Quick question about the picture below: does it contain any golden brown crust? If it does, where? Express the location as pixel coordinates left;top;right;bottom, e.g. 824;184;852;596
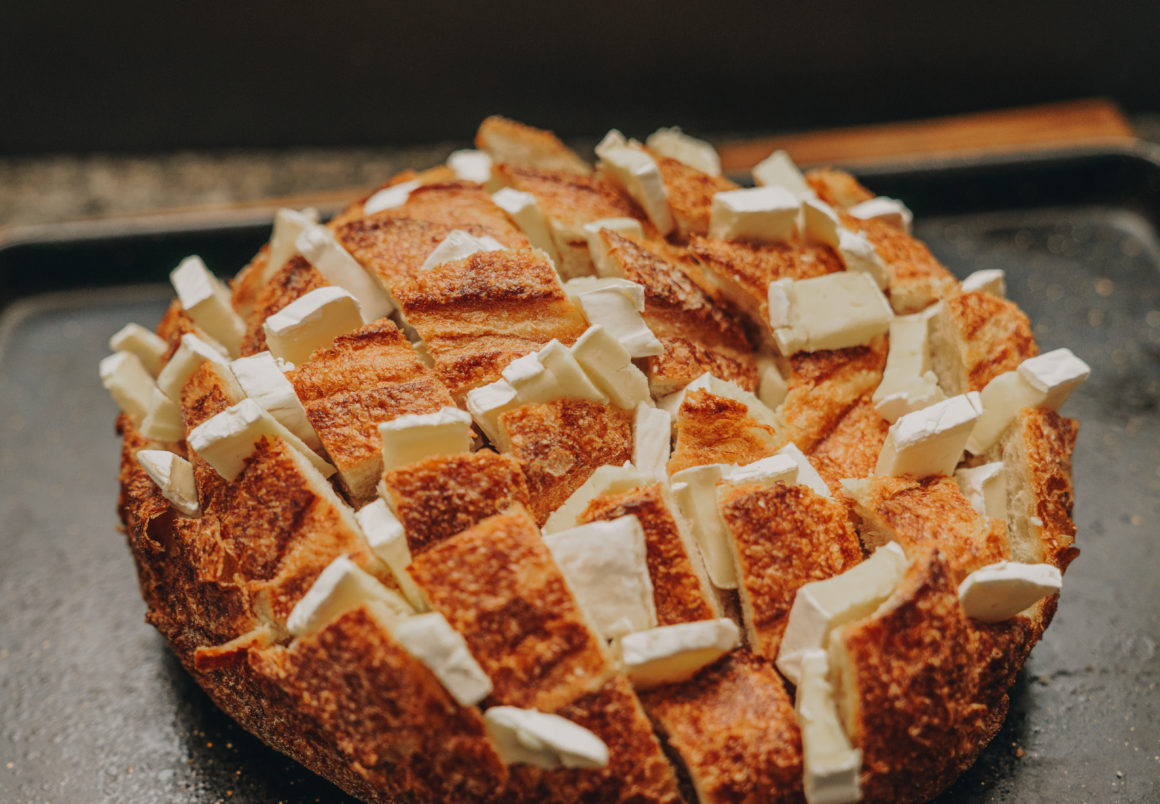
495;163;639;228
930;290;1039;393
579;483;720;626
476;116;592;175
805;168;876;209
179;359;243;431
409;507;612;710
377;180;529;238
648;150;738;241
719;483;862;659
228;245;270;318
642;650;805;804
807;395;892;495
498;398;635;524
240;255;330;356
380;450;531;555
668;389;781;475
839;212;958;314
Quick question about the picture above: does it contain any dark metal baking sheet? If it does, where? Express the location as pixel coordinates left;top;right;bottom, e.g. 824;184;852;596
2;146;1159;803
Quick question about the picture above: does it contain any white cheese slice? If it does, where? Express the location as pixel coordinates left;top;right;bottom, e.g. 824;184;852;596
465;379;522;445
644;126;722;176
620;618;740;689
286;555;413;637
99;351;155;426
418;229;507;272
571;325;652;410
802;197;842;248
847;196;913;234
491;187;561;265
583;217;644;276
572;286;663;358
836;229;889;289
722;454;799;488
139;387;186;442
108;323;168;376
229;351;321;450
355;499;425;610
595;130;674;235
363;178;421;215
776;542;909;685
709;186;799;243
633;403;672;480
378;406;473;471
751;150;815;198
263;286;363;366
775;442;832;498
670;463;736;589
875;392;982;478
954;462;1007;521
960;268;1006;298
874;372;944;424
564;276;646;311
266;207;319;280
543;515;657;639
484;706;609;770
392;611;493;707
136;449;200;516
769;272;893;354
873;312;946;423
966;348;1091;454
169;256;245;356
296;224;394;322
796;649;863;804
757;356;789;410
447;148;493;184
537;340;608;403
187;398;335;481
155;333;230;400
542;462;653;534
957;561;1062;623
502;351;560;405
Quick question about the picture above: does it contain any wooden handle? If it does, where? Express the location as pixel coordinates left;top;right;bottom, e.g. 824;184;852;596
717;98;1135;171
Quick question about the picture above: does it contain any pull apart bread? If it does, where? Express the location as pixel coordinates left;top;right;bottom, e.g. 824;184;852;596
105;118;1091;804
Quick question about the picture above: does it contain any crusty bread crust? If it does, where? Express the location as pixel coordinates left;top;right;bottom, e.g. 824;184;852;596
667;389;781;474
240;256;329;356
929;290;1039;394
805;167;876;209
476;116;593;176
647;150;738;242
807;395;892;494
840;212;958;314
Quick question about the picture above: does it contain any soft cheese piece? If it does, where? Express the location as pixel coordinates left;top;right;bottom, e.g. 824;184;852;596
169;256;246;356
757;356;789;410
776;542;909;685
564;276;646;311
392;611;494;707
645;126;722;176
483;706;610;770
465;379;522;444
379;406;474;471
286;555;414;637
136;449;200;516
502;351;560;404
355;499;425;610
582;217;644;276
966;348;1091;454
418;229;507;272
660;372;780;430
296;224;394;322
802;198;842;248
768;272;893;354
572;285;663;358
537;340;607;403
139;387;186;442
155;333;230;400
491;187;561;265
619;618;740;689
187;398;335;481
955;462;1007;521
595;130;674;235
796;649;862;804
266;207;319;280
751;149;815;198
670;463;736;589
633;403;672;479
542;462;653;534
847;196;914;234
875;392;983;478
262;286;364;366
571;325;652;409
873;312;946;423
960;268;1006;298
709;186;799;243
957;560;1062;623
723;454;799;488
447;148;493;184
775;442;832;498
363;178;420;215
837;229;889;289
543;515;657;639
108;323;168;376
99;351;155;426
229;351;321;450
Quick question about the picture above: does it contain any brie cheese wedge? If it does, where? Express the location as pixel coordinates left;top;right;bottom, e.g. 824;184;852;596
542;462;653;535
957;560;1062;623
583;217;644;276
768;272;893;354
187;398;335;481
491;187;561;265
644;126;722;176
447;149;493;184
108;323;168;377
802;197;842;248
266;207;319;280
722;454;799;488
483;706;609;770
287;555;413;637
757;356;789;410
751;149;814;198
263;286;364;366
354;499;424;610
571;326;652;410
465;379;522;444
229;351;321;450
595;130;674;235
633;403;672;480
875;392;982;478
392;611;494;707
502;352;560;405
775;442;832;498
670;463;736;589
847;196;913;234
836;229;889;289
418;229;506;272
954;462;1007;521
571;284;663;358
873;312;945;423
363;179;420;215
796;649;863;804
139;386;187;443
960;268;1006;298
619;617;740;689
136;449;200;516
155;333;230;401
99;351;155;426
709;186;799;243
170;256;245;356
378;406;474;471
296;224;394;322
537;339;609;404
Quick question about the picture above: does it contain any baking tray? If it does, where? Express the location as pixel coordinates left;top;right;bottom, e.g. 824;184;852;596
2;145;1159;803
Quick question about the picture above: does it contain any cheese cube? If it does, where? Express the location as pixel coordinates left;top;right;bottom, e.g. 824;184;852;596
960;268;1006;298
957;561;1062;623
543;515;657;639
136;449;200;516
769;272;893;354
263;286;363;366
170;256;245;356
542;462;653;535
776;542;908;685
503;352;560;404
709;186;799;243
633;402;672;480
873;312;946;422
418;229;506;272
363;178;420;215
757;356;789;410
660;372;780;430
354;499;424;610
802;198;842;248
595;130;674;235
796;650;863;804
393;612;493;707
484;706;609;770
108;323;168;376
187;398;335;481
447;148;493;184
465;379;522;444
644;126;722;176
582;217;644;276
1018;347;1091;410
266;207;319;280
572;285;662;358
837;229;889;289
775;442;832;498
296;224;394;322
564;276;646;311
954;462;1007;521
491;187;561;265
670;463;736;589
751;149;814;198
723;455;799;488
140;387;186;442
286;555;413;637
620;618;740;689
99;351;155;426
378;406;473;471
875;392;982;478
537;340;608;404
155;333;230;400
229;351;321;450
571;326;652;410
847;196;913;234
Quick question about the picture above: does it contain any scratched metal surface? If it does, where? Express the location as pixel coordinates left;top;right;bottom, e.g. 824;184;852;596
1;148;1158;803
